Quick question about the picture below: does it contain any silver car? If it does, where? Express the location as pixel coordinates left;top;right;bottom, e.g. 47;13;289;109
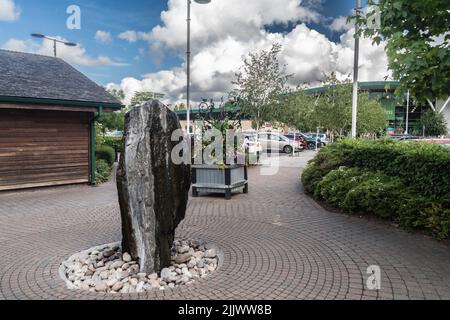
257;132;301;153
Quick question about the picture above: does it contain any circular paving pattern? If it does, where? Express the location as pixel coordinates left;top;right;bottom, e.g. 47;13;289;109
0;153;450;300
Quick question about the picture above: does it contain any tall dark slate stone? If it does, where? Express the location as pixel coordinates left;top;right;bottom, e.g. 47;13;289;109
116;100;191;274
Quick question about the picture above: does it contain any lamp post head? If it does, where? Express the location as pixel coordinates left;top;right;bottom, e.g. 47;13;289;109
64;42;77;47
31;33;45;38
194;0;211;4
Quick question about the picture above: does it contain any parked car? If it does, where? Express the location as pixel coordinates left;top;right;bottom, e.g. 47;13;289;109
292;132;324;150
256;132;302;153
307;133;329;145
388;134;420;140
284;133;308;150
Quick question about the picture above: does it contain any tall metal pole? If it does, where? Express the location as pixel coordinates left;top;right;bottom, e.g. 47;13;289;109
186;0;192;134
351;0;361;138
405;90;410;134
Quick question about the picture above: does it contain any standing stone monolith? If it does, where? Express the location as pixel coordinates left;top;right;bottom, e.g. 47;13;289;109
116;100;191;274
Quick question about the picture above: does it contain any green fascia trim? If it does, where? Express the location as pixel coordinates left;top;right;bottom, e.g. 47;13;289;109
0;95;124;110
305;81;401;94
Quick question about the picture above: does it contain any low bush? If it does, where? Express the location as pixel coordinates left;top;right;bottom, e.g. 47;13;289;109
302;139;450;240
341;172;411;219
95;159;112;184
339;138;450;199
397;197;450;240
95;145;116;165
301;143;349;194
314;167;366;207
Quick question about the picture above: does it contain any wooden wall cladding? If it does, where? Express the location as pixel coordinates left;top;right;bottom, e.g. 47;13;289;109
0;108;91;191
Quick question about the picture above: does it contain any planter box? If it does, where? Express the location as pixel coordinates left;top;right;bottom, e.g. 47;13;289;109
192;164;248;200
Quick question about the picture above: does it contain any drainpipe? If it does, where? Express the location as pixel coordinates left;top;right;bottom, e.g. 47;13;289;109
90;106;104;186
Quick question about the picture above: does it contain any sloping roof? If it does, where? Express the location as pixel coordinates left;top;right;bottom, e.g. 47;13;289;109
0;49;123;109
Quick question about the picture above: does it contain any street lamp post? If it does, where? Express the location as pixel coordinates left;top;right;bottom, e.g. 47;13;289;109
31;33;77;58
405;90;410;135
186;0;211;134
351;0;361;138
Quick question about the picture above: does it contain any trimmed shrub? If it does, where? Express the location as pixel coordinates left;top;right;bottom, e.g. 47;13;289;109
315;167;366;207
342;172;411;219
301;139;450;240
104;136;123;154
339;138;450;199
398;197;450;240
95;159;112;184
301;143;349;194
95;145;116;165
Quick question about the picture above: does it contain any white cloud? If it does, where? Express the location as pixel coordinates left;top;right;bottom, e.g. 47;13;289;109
2;38;29;52
118;30;139;43
148;0;322;53
108;0;391;105
2;37;129;67
95;30;113;44
328;16;352;32
0;0;20;21
336;28;391;82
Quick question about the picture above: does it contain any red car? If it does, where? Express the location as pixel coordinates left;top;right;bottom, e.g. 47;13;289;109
284;134;308;150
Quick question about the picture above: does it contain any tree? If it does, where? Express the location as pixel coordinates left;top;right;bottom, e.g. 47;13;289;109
357;93;388;135
95;88;126;133
419;110;448;136
231;43;292;132
96;111;125;133
280;87;318;132
315;75;353;136
174;103;186;111
130;91;165;107
356;0;450;103
107;88;125;101
280;74;387;137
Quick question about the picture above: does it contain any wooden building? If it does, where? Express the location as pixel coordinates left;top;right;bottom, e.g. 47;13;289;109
0;50;123;191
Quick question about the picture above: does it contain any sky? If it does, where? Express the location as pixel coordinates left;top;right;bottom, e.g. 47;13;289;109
0;0;389;105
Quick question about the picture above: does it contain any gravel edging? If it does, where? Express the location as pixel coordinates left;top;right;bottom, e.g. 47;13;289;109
59;239;221;294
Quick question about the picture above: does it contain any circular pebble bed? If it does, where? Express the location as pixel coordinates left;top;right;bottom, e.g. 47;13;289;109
60;240;219;294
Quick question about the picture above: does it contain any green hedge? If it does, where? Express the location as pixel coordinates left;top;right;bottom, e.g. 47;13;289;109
303;139;450;199
301;143;351;194
95;145;116;166
302;139;450;240
104;136;123;154
95;159;112;184
341;139;450;199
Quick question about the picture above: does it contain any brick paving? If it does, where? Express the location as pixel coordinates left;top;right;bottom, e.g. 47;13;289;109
0;152;450;300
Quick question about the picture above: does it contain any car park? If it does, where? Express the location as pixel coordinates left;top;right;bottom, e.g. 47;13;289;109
255;132;302;153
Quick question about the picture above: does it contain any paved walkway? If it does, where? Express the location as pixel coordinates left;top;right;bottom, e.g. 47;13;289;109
1;152;450;300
